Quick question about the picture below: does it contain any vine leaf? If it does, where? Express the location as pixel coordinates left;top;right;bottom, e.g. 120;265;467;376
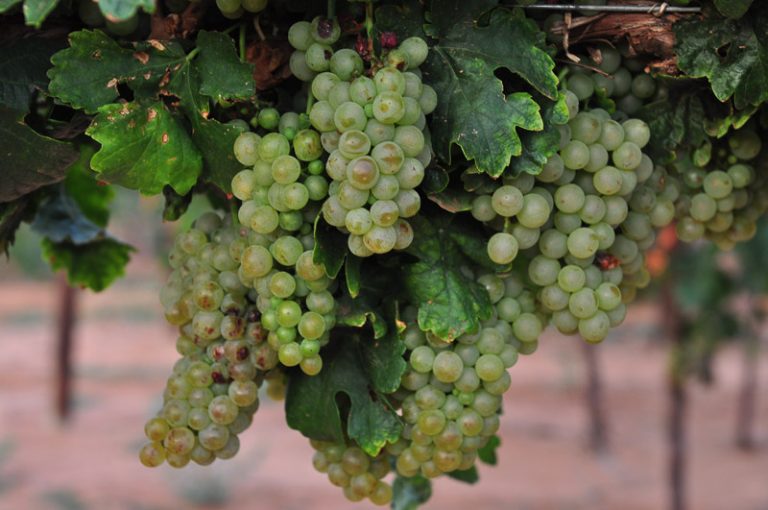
675;9;768;110
196;30;255;101
169;64;244;193
312;216;346;278
97;0;154;22
447;467;479;484
510;93;569;176
639;94;707;162
285;343;403;457
31;186;103;244
0;197;36;254
23;0;59;27
477;435;501;465
48;30;187;114
713;0;753;19
402;213;493;341
87;101;201;195
64;145;114;227
0;35;66;112
422;1;558;176
42;237;134;291
392;476;432;510
0;107;79;203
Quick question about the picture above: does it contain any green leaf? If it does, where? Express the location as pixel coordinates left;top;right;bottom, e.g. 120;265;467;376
402;214;493;341
312;215;346;278
64;145;113;227
447;467;479;484
42;237;133;291
510;93;569;176
31;186;103;244
162;186;192;221
335;297;387;337
169;64;243;193
713;0;753;19
87;101;202;195
421;165;449;194
422;2;557;175
477;435;500;465
196;31;255;102
639;94;706;161
0;35;66;112
0;107;79;203
285;343;403;457
427;187;474;213
0;196;36;254
23;0;59;27
0;0;22;13
345;255;361;298
674;10;768;110
392;476;432;510
358;305;406;393
48;30;186;114
97;0;154;21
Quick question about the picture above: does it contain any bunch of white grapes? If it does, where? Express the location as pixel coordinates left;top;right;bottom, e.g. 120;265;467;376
288;17;436;255
231;125;338;376
141;213;275;468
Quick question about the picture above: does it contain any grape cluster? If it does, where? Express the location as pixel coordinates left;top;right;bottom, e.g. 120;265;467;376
140;213;271;468
471;86;673;343
288;18;436;255
310;441;393;505
389;285;525;480
668;128;768;249
231;128;337;375
215;0;267;19
565;44;662;118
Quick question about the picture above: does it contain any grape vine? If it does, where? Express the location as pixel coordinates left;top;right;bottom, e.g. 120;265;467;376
3;0;768;508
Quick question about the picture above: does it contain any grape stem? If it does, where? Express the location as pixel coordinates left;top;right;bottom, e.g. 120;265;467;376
239;22;247;63
327;0;336;19
365;1;375;61
306;91;315;115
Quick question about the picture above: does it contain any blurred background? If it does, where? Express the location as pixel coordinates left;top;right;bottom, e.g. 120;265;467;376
1;190;767;510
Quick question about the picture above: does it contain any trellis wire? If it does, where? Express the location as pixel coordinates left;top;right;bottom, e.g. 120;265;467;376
523;3;701;14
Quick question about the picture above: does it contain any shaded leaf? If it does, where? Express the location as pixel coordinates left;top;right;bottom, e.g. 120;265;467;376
0;35;66;112
509;93;569;176
392;476;432;510
31;186;102;244
0;107;79;203
162;186;191;221
196;30;254;101
313;215;346;278
477;435;500;465
64;145;113;227
713;0;753;19
675;10;768;109
0;197;35;254
402;214;493;341
285;344;402;457
447;467;479;484
422;3;557;175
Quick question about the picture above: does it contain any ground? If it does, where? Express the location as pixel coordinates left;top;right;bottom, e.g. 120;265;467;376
1;253;767;510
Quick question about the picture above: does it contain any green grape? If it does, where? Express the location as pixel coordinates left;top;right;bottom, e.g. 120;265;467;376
487;233;519;265
568;73;595;101
289;21;313;51
567;228;600;258
330;49;363;81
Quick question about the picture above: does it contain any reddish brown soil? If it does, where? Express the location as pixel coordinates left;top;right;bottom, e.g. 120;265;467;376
1;259;767;510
